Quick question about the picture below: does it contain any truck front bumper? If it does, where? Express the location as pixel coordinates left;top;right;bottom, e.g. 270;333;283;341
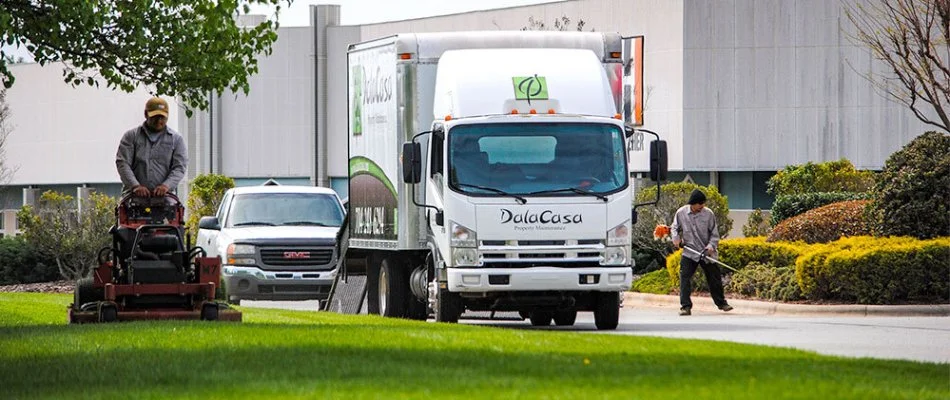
222;266;336;301
446;266;631;293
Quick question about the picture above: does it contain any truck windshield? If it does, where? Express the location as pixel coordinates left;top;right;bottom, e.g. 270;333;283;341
226;193;344;228
447;122;628;196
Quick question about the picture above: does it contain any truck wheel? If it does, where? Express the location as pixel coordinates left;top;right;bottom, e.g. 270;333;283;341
406;297;428;321
74;277;102;310
594;292;620;330
379;258;409;318
529;312;553;326
365;257;380;315
553;310;577;326
434;287;461;323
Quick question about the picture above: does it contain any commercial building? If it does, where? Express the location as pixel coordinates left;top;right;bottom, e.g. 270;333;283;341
0;0;932;237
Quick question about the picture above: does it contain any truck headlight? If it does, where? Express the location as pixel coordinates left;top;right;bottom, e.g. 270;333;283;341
602;247;627;266
227;243;256;265
450;221;477;248
453;248;480;266
606;220;630;246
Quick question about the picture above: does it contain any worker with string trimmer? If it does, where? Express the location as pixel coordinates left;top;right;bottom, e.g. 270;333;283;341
669;189;733;316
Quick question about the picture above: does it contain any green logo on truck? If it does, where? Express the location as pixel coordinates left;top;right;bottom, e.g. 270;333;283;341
513;75;548;100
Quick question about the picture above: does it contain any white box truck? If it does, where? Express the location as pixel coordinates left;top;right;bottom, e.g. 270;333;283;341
345;31;667;330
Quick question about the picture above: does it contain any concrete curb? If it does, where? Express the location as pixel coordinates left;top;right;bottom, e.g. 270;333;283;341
624;292;950;317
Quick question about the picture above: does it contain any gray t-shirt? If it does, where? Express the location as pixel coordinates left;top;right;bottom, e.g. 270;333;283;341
670;205;720;262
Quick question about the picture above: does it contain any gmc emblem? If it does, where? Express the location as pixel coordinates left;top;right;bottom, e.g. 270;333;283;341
283;251;310;259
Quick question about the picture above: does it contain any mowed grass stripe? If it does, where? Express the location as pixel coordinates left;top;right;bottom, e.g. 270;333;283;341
0;293;945;400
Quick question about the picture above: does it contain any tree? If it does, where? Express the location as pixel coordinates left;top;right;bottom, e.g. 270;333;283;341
0;1;288;112
16;191;115;280
845;0;950;132
0;88;15;187
186;174;235;235
521;15;590;31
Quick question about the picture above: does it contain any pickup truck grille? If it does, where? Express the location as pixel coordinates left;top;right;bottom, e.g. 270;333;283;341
260;247;334;267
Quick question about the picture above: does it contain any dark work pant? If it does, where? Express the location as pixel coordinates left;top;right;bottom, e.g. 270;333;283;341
679;256;728;309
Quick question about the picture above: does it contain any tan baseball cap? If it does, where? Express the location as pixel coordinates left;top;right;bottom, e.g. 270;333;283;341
145;97;169;118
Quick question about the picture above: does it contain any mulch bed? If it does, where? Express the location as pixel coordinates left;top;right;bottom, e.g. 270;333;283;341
0;280;74;294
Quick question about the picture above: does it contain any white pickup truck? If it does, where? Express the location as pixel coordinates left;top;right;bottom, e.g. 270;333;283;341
196;186;345;305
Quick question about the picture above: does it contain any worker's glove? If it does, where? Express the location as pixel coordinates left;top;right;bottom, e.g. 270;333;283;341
132;185;150;197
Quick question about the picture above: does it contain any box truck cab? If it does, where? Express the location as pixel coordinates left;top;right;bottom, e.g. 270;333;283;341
347;32;666;330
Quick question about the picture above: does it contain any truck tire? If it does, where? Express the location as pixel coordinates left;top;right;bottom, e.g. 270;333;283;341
406;297;428;321
553;310;577;326
379;258;409;318
529;312;553;326
594;291;620;330
365;257;380;315
434;287;461;323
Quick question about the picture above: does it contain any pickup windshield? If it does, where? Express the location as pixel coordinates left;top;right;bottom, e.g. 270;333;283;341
447;122;628;196
226;193;344;228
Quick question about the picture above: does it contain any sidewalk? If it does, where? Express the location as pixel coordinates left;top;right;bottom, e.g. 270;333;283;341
624;292;950;317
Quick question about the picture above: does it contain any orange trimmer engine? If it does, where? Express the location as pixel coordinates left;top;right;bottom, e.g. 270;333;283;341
69;193;241;323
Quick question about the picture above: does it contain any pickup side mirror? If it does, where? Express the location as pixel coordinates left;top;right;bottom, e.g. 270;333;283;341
649;140;668;182
198;216;221;231
402;142;422;184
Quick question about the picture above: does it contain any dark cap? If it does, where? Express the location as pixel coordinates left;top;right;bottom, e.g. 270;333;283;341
688;189;707;205
145;97;169;118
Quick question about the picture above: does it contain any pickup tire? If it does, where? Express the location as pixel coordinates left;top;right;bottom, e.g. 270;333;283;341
594;291;620;330
379;258;409;318
434;287;461;323
553;310;577;326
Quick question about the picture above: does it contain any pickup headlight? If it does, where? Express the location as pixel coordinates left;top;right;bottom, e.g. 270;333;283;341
226;243;256;265
606;220;630;246
450;221;477;248
602;246;627;266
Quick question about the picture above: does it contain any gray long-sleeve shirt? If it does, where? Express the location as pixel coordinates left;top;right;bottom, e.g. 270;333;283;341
670;205;720;262
115;124;188;193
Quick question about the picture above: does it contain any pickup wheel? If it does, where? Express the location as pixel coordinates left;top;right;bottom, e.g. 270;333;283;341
594;291;620;330
553;310;577;326
379;258;409;318
434;287;461;323
529;312;553;326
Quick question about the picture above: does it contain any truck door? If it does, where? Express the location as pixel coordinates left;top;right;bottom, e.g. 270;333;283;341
425;130;448;253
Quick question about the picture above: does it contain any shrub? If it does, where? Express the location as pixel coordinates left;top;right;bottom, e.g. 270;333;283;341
769;192;871;226
742;208;770;237
631;269;673;295
186;174;235;235
633;182;732;268
665;237;804;288
0;237;58;284
16;191;115;280
767;200;873;244
867;131;950;239
796;236;950;304
766;158;874;196
728;263;803;302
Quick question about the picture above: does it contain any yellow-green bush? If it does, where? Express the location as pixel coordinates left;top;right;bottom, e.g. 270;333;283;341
665;237;804;287
631;269;673;294
795;236;950;304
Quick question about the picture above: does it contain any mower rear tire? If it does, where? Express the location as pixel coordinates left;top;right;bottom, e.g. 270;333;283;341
74;277;102;310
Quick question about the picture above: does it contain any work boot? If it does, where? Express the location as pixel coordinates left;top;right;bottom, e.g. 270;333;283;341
679;307;691;316
719;304;734;312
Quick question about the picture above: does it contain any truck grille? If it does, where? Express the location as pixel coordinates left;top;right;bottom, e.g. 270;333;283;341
478;239;604;266
260;247;334;267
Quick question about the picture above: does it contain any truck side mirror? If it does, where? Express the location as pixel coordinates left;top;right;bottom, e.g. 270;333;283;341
402;142;422;184
198;216;220;231
624;125;635;138
649;140;668;182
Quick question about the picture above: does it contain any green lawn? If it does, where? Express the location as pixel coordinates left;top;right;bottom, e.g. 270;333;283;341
0;293;946;400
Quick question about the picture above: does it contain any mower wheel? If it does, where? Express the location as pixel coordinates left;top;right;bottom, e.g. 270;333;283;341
74;277;103;310
201;304;219;321
99;304;118;322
